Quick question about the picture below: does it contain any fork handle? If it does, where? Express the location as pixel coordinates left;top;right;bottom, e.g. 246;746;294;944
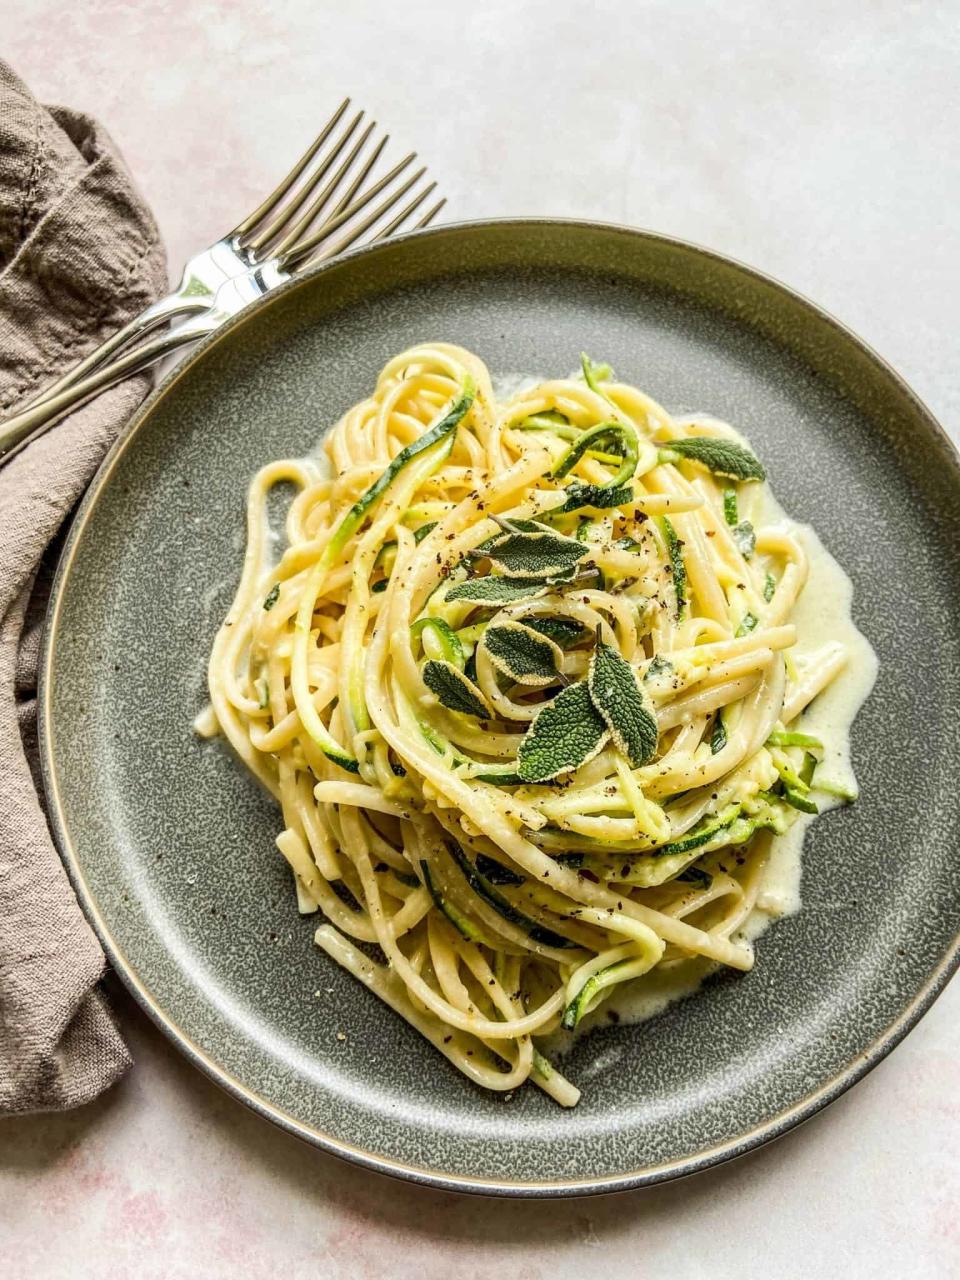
0;317;209;465
26;292;209;410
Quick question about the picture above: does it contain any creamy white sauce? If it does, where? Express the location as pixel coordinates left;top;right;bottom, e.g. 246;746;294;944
492;371;545;401
747;487;877;918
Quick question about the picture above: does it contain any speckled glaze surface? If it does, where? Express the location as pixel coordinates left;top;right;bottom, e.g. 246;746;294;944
40;220;960;1196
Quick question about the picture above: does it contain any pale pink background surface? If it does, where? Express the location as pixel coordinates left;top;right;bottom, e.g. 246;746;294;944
3;3;960;1277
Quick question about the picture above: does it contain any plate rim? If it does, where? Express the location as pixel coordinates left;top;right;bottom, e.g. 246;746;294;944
39;215;960;1197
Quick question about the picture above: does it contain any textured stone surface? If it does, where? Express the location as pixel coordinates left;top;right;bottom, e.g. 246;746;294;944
3;2;960;1276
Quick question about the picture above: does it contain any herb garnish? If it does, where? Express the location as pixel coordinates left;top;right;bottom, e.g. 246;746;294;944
587;636;659;767
482;621;562;687
658;435;765;481
422;660;490;718
516;680;609;782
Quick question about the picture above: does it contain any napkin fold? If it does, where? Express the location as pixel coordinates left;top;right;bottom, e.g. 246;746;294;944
0;61;166;1113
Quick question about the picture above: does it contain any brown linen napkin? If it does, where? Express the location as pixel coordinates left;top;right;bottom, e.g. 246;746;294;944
0;61;166;1113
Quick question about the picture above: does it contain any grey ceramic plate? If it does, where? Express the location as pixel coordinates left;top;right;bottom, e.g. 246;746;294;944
41;219;960;1196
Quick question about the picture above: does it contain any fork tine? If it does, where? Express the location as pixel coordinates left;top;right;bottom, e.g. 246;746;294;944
372;181;437;241
231;97;350;239
281;152;417;266
269;120;381;257
243;109;365;252
300;168;433;267
329;134;388;220
414;197;447;229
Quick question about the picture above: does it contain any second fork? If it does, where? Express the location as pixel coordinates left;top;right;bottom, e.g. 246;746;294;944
0;98;444;464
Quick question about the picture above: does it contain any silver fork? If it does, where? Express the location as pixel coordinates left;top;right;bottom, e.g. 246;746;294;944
0;98;444;464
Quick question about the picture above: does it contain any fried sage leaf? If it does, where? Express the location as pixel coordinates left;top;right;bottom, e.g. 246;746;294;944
587;639;659;767
446;577;554;606
520;616;587;648
657;435;765;482
423;660;491;718
482;621;562;687
483;529;587;579
517;681;609;782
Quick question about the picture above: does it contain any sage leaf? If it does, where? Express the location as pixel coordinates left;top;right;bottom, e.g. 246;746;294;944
520;616;586;648
263;583;280;610
482;621;562;687
517;681;609;782
471;518;548;554
657;435;765;482
484;529;587;579
447;576;554;606
588;639;659;767
422;659;490;718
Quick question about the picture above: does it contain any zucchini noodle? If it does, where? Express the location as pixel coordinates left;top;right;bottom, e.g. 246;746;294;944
203;343;861;1107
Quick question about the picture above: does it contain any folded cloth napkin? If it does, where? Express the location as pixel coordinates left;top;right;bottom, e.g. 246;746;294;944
0;61;166;1113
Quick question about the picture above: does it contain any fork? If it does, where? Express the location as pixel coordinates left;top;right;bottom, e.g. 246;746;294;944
0;98;444;464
